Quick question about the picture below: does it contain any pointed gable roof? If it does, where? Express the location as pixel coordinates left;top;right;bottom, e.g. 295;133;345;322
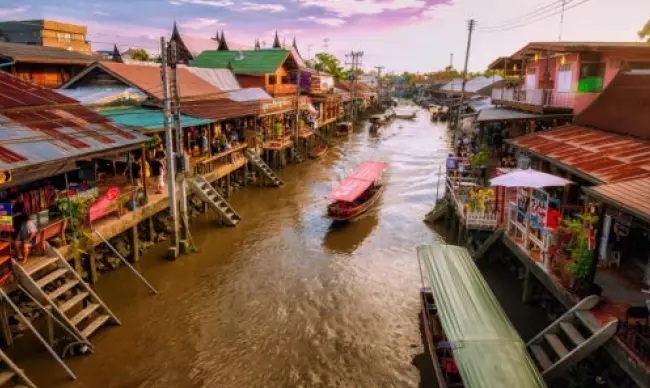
218;31;230;51
255;39;260;50
192;49;293;74
112;44;123;63
272;31;281;49
212;30;221;44
292;37;300;57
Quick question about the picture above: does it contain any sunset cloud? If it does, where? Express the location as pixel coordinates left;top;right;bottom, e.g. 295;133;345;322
180;17;225;30
238;2;285;12
0;6;31;17
299;0;427;17
299;16;345;27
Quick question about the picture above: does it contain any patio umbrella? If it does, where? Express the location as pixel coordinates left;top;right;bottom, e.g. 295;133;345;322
490;169;573;188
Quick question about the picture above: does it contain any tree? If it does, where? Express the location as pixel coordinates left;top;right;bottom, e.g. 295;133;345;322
346;68;364;80
309;52;345;81
130;48;150;61
639;19;650;42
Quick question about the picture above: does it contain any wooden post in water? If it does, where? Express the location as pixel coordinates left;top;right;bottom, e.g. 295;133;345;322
522;267;534;303
130;225;140;262
0;303;13;347
89;250;99;283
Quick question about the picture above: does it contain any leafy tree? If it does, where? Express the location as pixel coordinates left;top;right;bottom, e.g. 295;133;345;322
346;68;364;80
130;48;150;61
310;52;345;81
640;19;650;42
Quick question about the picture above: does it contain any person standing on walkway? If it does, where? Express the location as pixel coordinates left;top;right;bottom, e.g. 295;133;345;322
150;144;166;194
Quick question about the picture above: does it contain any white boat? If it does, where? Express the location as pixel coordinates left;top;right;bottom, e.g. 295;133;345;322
394;108;417;119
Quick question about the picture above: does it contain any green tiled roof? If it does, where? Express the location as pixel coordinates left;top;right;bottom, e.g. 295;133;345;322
101;107;214;132
191;49;290;74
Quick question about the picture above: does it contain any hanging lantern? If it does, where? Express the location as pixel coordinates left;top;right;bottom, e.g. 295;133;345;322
534;53;539;62
560;55;566;65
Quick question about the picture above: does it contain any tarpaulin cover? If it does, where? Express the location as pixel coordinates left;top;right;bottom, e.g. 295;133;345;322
327;161;387;202
417;244;546;388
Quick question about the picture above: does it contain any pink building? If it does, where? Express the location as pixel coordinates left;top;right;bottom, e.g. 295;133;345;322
489;42;650;115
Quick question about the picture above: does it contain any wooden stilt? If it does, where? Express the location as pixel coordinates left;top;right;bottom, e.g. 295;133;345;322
148;217;155;242
130;225;140;262
89;249;98;284
226;173;231;198
46;314;54;346
522;267;534;303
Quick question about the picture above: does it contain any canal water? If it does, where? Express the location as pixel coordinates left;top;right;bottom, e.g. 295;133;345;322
18;108;546;387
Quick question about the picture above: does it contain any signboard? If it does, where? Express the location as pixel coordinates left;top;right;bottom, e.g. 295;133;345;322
260;97;295;115
530;189;549;229
0;203;12;232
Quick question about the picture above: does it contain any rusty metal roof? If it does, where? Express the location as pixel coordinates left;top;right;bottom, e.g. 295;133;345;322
180;98;260;121
586;178;650;223
0;71;149;173
510;125;650;184
0;41;95;65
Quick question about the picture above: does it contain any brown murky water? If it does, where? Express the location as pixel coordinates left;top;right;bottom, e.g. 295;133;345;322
14;108;447;388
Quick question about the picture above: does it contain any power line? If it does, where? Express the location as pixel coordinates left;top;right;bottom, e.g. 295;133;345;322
478;0;567;30
476;0;590;32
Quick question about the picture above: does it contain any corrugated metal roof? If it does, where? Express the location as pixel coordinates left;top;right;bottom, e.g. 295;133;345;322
183;67;241;91
100;107;214;131
56;87;147;105
180;98;260;121
476;107;540;122
227;87;271;102
0;41;95;64
576;70;650;141
191;49;291;74
510;125;650;184
442;76;504;93
60;62;223;101
587;178;650;223
0;72;148;173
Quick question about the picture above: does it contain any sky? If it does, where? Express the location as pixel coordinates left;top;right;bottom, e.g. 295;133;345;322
1;0;649;73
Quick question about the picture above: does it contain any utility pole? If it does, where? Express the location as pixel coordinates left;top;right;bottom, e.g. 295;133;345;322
307;44;313;60
374;65;384;105
454;19;475;142
293;67;302;158
160;37;179;260
323;38;330;52
449;53;454;69
170;40;190;253
345;51;363;122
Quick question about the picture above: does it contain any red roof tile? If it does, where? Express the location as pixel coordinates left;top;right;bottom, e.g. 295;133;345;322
511;125;650;184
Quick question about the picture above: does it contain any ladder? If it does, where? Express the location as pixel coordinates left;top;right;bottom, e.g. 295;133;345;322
0;349;37;388
189;176;241;226
527;295;618;381
244;149;284;187
12;243;121;344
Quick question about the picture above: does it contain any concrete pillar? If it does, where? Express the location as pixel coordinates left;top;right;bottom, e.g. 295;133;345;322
88;249;98;284
522;267;534;303
130;225;140;262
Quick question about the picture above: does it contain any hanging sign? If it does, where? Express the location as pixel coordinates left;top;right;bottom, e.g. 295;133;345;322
0;203;12;232
530;189;549;229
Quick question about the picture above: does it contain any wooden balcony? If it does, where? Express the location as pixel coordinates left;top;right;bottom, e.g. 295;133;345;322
265;83;297;95
491;88;599;114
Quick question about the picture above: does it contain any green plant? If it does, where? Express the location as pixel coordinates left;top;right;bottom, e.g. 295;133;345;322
470;144;491;168
145;134;162;151
562;214;598;280
55;196;94;232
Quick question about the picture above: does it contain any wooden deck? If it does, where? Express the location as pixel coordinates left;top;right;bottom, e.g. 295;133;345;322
262;138;293;150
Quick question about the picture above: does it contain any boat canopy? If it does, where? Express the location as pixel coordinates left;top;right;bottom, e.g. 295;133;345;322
327;161;387;202
417;244;547;388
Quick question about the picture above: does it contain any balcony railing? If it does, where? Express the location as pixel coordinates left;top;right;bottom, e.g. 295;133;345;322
491;88;599;112
265;83;297;95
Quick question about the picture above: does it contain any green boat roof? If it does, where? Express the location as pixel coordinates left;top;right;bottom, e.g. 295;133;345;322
417;244;547;388
100;107;214;132
191;49;290;74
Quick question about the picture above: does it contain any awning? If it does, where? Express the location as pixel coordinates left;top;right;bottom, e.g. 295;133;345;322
417;244;546;388
476;107;571;123
100;107;214;132
327;161;387;202
585;177;650;224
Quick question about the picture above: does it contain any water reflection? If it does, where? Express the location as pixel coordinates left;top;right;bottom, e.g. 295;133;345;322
322;212;380;255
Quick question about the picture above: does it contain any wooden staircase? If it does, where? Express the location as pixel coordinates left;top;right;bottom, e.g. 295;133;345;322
0;349;37;388
12;244;121;344
244;149;284;187
189;176;241;226
527;296;618;381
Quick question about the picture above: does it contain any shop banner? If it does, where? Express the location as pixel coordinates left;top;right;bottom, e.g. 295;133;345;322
0;203;12;232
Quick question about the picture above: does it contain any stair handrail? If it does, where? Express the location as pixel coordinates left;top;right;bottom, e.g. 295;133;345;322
89;233;158;295
0;348;38;388
526;295;602;346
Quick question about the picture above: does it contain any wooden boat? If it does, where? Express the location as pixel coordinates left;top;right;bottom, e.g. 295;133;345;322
417;244;546;388
336;122;353;136
369;114;386;124
394;109;417;119
325;161;387;222
309;144;328;158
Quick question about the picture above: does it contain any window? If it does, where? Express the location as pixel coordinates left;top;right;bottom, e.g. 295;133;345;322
56;32;71;42
281;76;289;84
268;75;277;84
577;62;605;93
